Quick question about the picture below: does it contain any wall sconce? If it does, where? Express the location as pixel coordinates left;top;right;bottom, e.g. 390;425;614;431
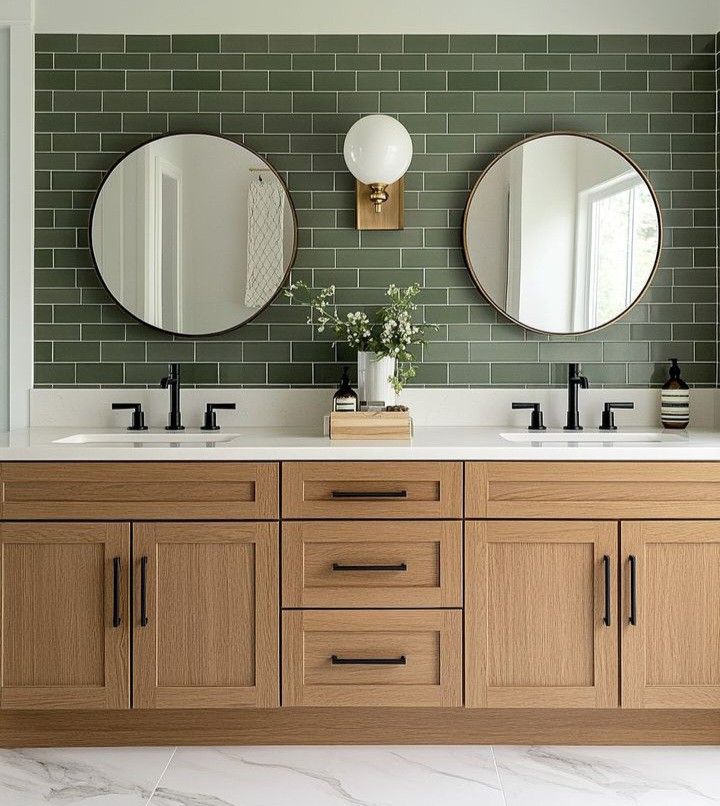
343;114;413;231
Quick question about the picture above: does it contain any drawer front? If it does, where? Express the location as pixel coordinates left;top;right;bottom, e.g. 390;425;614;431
282;461;462;519
282;521;462;608
0;462;278;520
282;609;462;707
466;461;720;519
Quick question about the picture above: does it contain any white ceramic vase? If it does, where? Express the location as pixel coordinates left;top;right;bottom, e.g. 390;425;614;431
357;351;396;407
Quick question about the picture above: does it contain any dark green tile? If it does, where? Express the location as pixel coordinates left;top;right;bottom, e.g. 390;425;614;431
500;72;547;90
53;91;102;112
245;92;292;112
379;92;425;113
498;35;547;53
126;35;170;53
78;34;124;52
576;91;630;112
449;35;496;53
221;34;268;52
448;72;498;91
37;70;75;90
36;34;77;52
173;71;220;90
103;53;149;69
525;54;569;69
103;92;148;112
599;35;648;53
524;92;575;113
381;53;425;70
403;35;448;53
269;71;312;90
359;35;402;52
149;92;198;112
357;71;398;91
222;71;268;91
55;53;100;69
548;71;599;90
548;35;597;53
171;34;219;52
426;92;473;112
649;35;691;53
601;72;647;91
127;70;171;90
269;35;314;52
474;91;524;112
316;35;358;53
400;71;446;91
151;53;197;69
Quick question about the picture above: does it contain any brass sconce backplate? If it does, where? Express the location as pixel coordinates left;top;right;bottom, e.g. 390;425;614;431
355;178;404;230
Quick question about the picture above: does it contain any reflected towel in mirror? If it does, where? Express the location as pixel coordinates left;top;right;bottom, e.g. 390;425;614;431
245;175;285;307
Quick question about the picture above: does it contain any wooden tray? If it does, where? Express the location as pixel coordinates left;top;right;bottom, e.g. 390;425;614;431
329;411;412;440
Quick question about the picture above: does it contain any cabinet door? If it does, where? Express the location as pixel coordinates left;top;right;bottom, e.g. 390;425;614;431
622;521;720;708
134;522;278;708
0;522;129;709
466;521;618;708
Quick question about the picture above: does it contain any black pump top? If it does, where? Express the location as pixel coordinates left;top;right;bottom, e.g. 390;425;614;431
669;358;681;379
339;366;351;387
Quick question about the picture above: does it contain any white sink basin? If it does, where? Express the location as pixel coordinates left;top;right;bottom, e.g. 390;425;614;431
54;432;242;445
500;430;667;443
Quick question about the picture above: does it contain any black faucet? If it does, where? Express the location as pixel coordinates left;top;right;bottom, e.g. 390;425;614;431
160;363;184;431
564;362;589;431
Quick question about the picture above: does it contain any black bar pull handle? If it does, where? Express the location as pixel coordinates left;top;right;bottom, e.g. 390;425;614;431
628;554;638;626
140;556;149;627
332;562;408;572
331;490;408;499
112;556;121;628
602;555;611;627
331;655;406;665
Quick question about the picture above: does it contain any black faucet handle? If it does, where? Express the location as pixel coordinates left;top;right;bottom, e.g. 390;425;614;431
599;401;634;431
112;402;148;431
201;402;237;431
512;402;546;431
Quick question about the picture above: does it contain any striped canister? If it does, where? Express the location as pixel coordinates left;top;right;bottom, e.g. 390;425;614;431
660;359;690;429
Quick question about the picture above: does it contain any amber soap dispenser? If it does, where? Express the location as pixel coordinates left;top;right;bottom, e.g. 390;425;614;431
661;358;690;429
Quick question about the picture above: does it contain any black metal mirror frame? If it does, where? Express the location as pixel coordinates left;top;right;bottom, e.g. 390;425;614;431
88;130;298;338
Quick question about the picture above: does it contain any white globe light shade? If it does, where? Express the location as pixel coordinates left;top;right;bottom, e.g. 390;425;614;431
343;115;413;185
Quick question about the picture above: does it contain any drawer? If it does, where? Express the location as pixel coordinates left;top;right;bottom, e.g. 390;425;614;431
0;462;278;520
282;609;462;707
282;461;462;519
466;462;720;519
282;521;462;608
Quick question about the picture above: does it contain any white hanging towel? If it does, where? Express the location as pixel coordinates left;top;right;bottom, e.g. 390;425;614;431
245;176;285;307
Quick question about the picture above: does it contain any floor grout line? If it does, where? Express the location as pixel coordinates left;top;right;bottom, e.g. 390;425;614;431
490;745;510;806
144;746;178;806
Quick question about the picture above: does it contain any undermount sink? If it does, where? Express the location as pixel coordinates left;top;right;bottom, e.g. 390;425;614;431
500;430;668;443
54;432;242;445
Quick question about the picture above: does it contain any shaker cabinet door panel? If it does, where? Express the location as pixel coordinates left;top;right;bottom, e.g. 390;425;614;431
0;522;130;710
622;521;720;708
133;522;278;709
466;520;618;708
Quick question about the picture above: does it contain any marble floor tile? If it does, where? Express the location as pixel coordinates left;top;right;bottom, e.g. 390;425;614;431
148;745;506;806
0;746;176;806
493;745;720;805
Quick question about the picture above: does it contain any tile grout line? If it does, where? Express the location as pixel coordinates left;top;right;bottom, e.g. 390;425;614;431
144;746;178;806
490;745;510;806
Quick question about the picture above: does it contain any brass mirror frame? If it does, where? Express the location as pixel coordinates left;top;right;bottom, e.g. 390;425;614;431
461;131;663;336
88;131;298;339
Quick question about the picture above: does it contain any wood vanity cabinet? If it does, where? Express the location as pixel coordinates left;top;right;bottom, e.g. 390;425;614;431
621;521;720;709
1;460;719;746
0;522;130;710
133;522;279;709
465;520;618;709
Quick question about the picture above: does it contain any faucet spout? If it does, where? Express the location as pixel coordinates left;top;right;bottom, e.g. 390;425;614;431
161;363;184;431
564;362;589;431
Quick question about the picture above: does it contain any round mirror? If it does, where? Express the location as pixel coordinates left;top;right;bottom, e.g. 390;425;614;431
90;132;297;336
463;132;662;335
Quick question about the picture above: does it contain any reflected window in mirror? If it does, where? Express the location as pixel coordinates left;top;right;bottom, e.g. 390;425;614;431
463;133;662;336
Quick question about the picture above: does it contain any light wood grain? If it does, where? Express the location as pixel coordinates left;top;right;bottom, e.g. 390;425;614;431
282;461;462;519
329;411;412;440
0;462;278;520
282;609;462;707
133;522;278;709
0;522;129;710
466;462;720;519
622;521;720;708
355;178;404;230
466;521;618;708
1;708;717;747
282;521;462;608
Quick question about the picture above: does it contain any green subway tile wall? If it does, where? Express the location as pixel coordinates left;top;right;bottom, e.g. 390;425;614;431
34;33;719;387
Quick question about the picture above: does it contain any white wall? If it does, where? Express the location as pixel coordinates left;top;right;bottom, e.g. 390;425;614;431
0;27;9;431
32;0;720;34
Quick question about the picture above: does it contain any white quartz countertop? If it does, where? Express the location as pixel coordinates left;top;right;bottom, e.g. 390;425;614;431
0;426;719;461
